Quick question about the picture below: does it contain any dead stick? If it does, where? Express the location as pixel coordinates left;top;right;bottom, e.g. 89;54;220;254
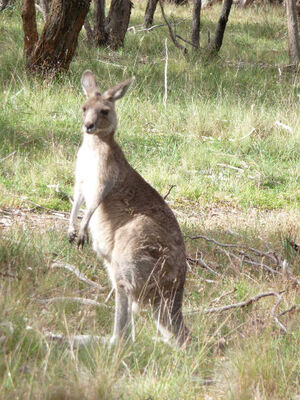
210;288;237;305
278;304;300;317
163;184;175;200
187;290;286;315
188;234;278;264
158;0;187;53
51;262;106;292
270;293;287;333
38;297;106;308
186;256;220;276
43;331;105;348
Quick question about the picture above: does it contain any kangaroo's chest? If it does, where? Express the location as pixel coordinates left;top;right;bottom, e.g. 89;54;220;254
76;146;104;200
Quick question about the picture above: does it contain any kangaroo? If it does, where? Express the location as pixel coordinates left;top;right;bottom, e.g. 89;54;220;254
68;70;191;347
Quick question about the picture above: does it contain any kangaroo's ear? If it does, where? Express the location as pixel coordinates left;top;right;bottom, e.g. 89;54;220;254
102;77;135;102
81;70;101;98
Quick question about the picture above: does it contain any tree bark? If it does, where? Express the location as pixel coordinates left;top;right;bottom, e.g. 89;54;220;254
207;0;233;54
25;0;91;75
169;0;188;4
105;0;133;50
286;0;300;65
191;0;201;49
40;0;50;17
143;0;158;28
94;0;107;46
21;0;38;57
84;17;94;45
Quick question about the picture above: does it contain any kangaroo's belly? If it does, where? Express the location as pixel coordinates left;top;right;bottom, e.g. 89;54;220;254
89;208;114;260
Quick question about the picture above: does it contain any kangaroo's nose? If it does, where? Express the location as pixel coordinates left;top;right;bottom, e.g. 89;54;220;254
86;123;95;133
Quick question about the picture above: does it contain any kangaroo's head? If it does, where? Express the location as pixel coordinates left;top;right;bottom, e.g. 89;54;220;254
81;70;134;138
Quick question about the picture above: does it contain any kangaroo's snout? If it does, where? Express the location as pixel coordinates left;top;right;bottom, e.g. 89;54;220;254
86;123;95;133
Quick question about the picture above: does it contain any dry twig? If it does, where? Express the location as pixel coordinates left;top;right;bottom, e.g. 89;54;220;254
187;256;220;276
187;289;286;315
51;261;106;292
38;297;106;308
158;0;187;53
43;330;105;348
209;288;237;305
163;184;175;200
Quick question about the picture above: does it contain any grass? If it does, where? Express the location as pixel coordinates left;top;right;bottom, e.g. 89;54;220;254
0;3;300;210
0;2;300;400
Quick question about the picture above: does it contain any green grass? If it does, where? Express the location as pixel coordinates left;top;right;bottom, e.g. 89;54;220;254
0;227;299;399
0;2;300;399
0;2;299;210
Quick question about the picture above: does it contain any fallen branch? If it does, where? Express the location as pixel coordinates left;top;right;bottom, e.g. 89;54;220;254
43;331;105;348
187;256;220;276
176;34;198;48
38;297;106;308
188;234;300;286
128;19;188;34
187;290;286;314
0;150;16;163
51;262;106;292
209;288;237;305
278;304;300;317
270;292;287;333
188;234;278;263
158;0;187;53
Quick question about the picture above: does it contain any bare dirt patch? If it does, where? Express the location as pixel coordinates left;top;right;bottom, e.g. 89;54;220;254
1;205;299;240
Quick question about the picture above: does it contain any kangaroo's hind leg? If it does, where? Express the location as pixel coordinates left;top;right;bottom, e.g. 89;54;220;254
110;285;129;346
153;286;191;348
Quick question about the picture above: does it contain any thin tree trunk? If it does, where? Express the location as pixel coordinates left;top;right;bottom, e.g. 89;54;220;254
26;0;91;75
94;0;107;46
286;0;300;64
84;17;94;45
207;0;233;54
105;0;133;50
191;0;201;49
143;0;158;28
21;0;38;57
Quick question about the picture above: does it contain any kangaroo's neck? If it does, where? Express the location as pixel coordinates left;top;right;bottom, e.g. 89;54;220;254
83;131;117;147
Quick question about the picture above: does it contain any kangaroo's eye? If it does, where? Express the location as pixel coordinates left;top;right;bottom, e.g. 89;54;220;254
101;109;109;116
82;106;87;112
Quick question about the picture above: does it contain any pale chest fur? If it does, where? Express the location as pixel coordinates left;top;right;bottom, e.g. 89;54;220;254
76;144;101;205
75;138;119;260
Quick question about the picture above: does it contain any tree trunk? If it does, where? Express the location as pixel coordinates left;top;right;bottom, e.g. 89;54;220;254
286;0;300;65
168;0;188;4
208;0;233;54
105;0;133;50
24;0;91;75
21;0;38;57
84;17;94;45
143;0;158;28
94;0;107;46
40;0;50;17
191;0;201;49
